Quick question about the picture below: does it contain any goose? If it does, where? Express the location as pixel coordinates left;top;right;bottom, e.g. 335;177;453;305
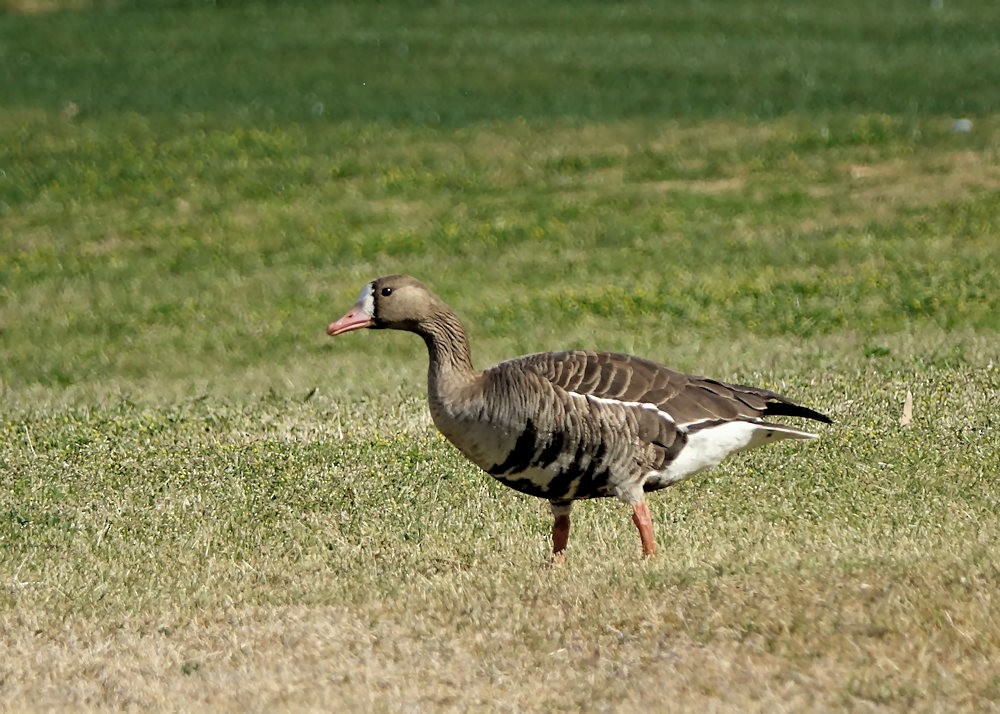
327;275;832;559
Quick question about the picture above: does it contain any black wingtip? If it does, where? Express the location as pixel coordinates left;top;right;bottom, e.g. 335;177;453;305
765;401;833;425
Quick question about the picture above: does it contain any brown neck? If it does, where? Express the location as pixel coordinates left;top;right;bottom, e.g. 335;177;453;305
416;308;476;390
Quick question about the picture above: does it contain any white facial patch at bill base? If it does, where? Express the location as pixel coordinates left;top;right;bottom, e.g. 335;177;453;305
357;282;376;317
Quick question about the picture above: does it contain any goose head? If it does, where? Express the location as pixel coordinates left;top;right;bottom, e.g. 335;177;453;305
327;274;444;336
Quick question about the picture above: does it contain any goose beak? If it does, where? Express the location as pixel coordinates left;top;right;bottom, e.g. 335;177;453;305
327;302;374;336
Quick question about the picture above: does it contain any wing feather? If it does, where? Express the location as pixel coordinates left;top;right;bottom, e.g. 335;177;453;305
505;350;831;426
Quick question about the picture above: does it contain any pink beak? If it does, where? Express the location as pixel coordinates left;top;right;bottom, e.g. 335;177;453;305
327;299;374;336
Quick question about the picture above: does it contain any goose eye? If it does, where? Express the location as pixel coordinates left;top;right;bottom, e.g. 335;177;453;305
380;287;393;297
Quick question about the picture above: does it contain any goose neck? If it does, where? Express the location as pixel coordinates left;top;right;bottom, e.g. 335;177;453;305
418;310;475;385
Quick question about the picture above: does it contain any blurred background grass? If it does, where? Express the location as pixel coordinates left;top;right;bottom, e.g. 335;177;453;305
4;0;1000;121
3;0;999;399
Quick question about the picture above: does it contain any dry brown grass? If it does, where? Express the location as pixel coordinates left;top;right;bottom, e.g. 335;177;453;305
5;558;998;712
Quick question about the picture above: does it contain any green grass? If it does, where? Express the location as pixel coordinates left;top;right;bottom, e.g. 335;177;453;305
3;0;1000;121
2;1;1000;710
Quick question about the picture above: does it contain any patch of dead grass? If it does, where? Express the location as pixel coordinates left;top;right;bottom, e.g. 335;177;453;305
4;561;998;712
814;148;1000;229
1;0;90;13
458;118;1000;232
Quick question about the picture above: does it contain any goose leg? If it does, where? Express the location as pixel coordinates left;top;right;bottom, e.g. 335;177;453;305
550;500;573;561
631;501;657;557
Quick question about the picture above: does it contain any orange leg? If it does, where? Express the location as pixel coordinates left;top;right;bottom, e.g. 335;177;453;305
631;502;657;557
552;513;571;557
550;501;573;563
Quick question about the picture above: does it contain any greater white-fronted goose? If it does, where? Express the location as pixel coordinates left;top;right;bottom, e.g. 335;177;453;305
328;275;832;559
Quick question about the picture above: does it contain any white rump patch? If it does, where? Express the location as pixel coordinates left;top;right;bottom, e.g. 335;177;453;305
659;420;817;484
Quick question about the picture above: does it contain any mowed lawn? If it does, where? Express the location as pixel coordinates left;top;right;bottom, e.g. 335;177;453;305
2;1;1000;710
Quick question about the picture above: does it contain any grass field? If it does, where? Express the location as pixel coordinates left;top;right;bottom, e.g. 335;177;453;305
3;1;1000;710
